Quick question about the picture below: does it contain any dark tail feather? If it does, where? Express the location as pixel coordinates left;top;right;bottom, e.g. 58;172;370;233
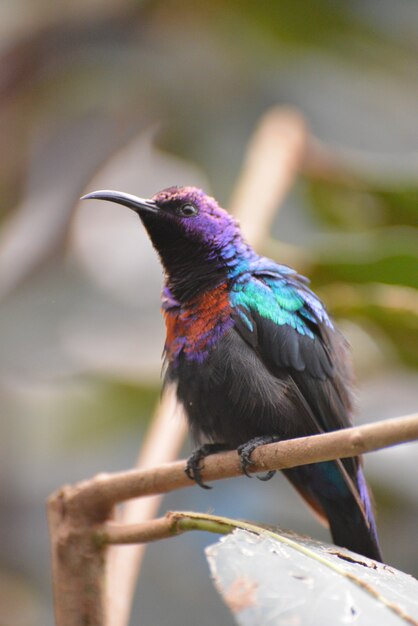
329;464;382;561
325;501;382;562
284;462;383;562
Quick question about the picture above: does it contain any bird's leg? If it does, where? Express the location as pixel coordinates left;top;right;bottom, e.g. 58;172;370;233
185;442;232;490
237;435;281;481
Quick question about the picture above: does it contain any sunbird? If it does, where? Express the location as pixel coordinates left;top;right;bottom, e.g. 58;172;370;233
82;185;382;561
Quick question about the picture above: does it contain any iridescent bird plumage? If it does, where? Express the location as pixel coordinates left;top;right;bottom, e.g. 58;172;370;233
82;185;382;561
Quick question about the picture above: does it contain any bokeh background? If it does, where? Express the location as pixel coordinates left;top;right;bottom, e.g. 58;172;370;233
1;1;417;625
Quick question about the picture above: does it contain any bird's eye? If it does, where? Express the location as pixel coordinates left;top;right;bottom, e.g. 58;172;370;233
177;203;198;217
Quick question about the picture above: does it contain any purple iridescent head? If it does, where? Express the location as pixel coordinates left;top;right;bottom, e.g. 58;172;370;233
151;186;237;242
82;186;252;301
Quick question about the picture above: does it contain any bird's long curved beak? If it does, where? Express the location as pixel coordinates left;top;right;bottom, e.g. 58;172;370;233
81;190;159;214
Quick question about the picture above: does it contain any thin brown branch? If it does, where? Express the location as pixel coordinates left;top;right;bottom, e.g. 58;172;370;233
100;511;235;545
103;515;181;545
57;412;418;521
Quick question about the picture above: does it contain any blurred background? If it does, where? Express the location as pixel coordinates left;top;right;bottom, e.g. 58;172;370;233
1;1;417;624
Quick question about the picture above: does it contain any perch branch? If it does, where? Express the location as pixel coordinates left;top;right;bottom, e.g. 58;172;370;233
57;412;418;524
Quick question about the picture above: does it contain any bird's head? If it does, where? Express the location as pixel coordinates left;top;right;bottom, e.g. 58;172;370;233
82;186;251;301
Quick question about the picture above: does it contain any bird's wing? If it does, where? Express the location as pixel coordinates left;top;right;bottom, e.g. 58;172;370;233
230;267;353;431
229;266;381;558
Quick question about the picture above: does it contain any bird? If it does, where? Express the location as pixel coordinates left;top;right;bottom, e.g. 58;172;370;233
82;185;382;561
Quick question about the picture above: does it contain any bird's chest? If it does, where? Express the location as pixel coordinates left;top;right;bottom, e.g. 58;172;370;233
163;283;233;363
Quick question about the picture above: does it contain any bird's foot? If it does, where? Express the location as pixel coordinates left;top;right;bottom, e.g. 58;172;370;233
185;443;231;489
237;435;280;481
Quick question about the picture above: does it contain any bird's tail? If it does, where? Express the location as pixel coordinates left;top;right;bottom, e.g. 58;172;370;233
284;460;382;562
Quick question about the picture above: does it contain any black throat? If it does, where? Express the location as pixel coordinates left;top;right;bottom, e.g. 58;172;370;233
140;214;227;302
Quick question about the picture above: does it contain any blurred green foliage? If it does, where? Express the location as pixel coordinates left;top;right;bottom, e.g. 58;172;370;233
307;181;418;231
215;0;369;48
62;378;159;446
300;171;418;368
